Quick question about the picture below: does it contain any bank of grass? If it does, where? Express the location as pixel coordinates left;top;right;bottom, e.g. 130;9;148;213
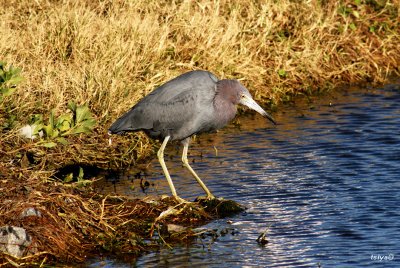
1;0;399;265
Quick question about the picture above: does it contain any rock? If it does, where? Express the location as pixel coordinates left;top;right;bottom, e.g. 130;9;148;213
196;197;246;217
20;207;42;218
0;226;32;258
167;224;187;233
159;223;188;237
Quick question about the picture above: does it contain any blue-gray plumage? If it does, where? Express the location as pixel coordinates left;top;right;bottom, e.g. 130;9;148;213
109;70;275;201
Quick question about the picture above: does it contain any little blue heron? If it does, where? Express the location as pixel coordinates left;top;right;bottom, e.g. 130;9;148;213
109;70;275;201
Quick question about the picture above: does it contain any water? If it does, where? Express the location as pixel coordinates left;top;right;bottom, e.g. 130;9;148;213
92;82;400;267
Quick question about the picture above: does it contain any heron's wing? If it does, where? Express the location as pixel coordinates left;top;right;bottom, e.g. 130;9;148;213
109;70;218;135
145;85;216;140
141;70;218;103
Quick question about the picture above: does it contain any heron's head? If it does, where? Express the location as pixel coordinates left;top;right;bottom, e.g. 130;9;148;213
220;80;276;125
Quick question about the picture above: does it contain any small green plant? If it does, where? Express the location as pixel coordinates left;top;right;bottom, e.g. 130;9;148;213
21;101;96;147
0;62;23;102
338;4;353;17
63;166;92;186
278;69;287;78
1;61;24;131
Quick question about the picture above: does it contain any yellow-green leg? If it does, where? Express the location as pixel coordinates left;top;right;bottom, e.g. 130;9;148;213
157;136;178;198
181;140;215;199
157;136;186;203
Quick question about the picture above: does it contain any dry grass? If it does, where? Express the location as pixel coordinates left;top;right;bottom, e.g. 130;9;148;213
0;0;399;265
0;170;213;265
1;0;399;120
1;0;399;164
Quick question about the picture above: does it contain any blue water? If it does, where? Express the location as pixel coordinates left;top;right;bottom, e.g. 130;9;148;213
92;82;400;267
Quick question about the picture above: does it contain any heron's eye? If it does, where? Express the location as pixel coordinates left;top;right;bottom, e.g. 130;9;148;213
240;94;246;99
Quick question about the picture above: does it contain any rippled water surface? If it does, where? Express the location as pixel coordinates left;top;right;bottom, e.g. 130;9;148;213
92;82;400;267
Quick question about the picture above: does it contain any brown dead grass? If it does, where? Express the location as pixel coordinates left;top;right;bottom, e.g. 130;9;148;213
1;0;399;119
1;0;399;164
0;170;214;265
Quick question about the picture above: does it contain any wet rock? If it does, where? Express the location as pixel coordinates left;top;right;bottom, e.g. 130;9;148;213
167;224;187;233
196;197;246;217
20;207;42;218
0;226;31;258
159;223;189;238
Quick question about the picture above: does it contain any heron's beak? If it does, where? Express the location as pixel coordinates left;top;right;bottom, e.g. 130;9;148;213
240;95;276;125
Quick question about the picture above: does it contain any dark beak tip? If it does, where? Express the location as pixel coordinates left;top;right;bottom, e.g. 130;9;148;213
263;113;277;125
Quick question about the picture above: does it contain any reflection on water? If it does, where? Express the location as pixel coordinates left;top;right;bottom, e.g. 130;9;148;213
92;82;400;267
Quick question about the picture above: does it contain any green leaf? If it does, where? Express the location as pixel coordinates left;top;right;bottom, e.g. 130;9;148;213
31;114;44;124
49;109;55;128
59;120;71;132
278;69;287;78
56;137;69;145
43;124;54;137
65;125;90;135
7;75;23;86
64;173;74;183
67;101;77;112
76;179;93;187
349;23;357;31
1;87;16;97
0;63;23;100
56;114;72;124
82;118;96;129
31;122;44;136
56;114;72;131
75;105;91;123
77;167;84;181
369;26;375;33
51;129;60;138
41;142;57;148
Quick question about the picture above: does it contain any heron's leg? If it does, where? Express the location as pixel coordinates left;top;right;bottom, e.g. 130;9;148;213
157;136;179;199
181;139;215;199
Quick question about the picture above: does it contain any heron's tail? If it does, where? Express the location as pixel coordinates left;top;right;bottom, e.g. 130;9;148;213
108;112;135;134
109;106;151;135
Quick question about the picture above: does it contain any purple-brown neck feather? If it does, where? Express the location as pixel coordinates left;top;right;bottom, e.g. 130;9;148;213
213;80;241;128
216;79;241;104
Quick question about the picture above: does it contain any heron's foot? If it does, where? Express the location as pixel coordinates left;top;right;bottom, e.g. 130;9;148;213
160;194;188;204
173;195;189;204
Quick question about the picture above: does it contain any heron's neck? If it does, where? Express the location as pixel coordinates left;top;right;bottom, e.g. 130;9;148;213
213;83;237;127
